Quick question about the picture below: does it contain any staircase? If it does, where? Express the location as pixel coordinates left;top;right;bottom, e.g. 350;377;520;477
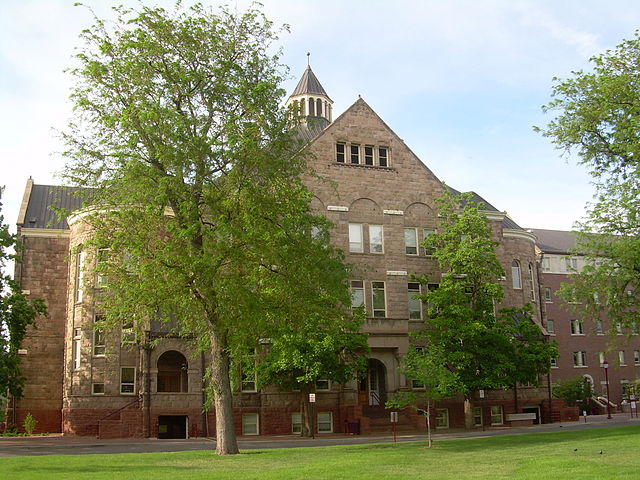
97;398;142;439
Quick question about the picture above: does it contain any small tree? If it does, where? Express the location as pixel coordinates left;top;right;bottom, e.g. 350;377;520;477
0;187;47;402
553;377;593;408
408;190;557;428
256;316;369;437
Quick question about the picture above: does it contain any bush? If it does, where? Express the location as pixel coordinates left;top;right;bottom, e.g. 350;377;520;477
553;377;593;407
23;413;37;435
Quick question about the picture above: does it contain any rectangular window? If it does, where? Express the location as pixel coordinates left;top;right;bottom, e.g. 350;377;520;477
291;412;302;434
634;350;640;366
598;352;606;366
378;147;388;167
317;412;333;433
436;409;449;429
315;379;330;391
619;350;626;366
596;320;604;334
473;407;483;427
369;225;384;253
550;357;558;368
372;281;386;318
573;351;587;367
121;321;135;345
120;367;136;394
490;406;503;425
544;287;552;303
411;379;425;389
95;248;109;288
621;380;631;400
93;328;105;356
350;280;365;309
565;257;578;272
349;223;363;253
632;323;639;335
408;282;422;319
364;145;374;165
72;327;82;370
404;228;418;255
422;228;436;255
571;319;584;335
541;257;551;272
350;144;360;164
75;251;85;303
546;319;555;335
242;413;259;435
92;383;105;395
336;143;346;163
241;350;257;392
616;323;623;335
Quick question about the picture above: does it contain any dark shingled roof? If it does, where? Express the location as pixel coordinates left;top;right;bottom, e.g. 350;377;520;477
291;66;330;98
447;186;524;231
529;228;577;254
22;184;88;230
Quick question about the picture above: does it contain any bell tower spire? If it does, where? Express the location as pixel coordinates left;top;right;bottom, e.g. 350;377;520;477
286;54;333;124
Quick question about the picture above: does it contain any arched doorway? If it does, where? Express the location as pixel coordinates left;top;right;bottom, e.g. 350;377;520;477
359;358;387;406
157;350;188;393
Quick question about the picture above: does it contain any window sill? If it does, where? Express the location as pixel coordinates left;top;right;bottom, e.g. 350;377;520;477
573;366;588;368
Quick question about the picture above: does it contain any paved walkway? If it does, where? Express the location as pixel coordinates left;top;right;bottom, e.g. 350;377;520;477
1;413;638;457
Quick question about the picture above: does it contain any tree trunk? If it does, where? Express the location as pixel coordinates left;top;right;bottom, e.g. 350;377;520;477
463;396;474;430
300;384;313;437
210;330;239;455
426;400;433;448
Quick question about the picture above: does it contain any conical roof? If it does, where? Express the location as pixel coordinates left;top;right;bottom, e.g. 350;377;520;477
291;66;330;99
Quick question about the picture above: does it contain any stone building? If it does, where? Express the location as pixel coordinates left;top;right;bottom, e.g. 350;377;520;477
9;66;554;438
533;229;640;412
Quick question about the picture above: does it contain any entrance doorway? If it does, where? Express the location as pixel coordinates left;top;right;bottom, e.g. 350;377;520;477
522;406;541;424
359;359;387;406
158;415;188;439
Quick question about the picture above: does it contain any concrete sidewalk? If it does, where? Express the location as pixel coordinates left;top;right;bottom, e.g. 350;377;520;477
1;413;638;457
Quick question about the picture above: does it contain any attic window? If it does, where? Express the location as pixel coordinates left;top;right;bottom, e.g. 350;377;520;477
336;143;346;163
335;142;391;168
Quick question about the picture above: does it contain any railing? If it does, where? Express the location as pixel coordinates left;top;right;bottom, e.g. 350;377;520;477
97;397;140;423
594;396;617;408
369;391;380;406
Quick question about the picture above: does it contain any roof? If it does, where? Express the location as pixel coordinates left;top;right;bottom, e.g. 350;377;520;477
21;184;88;230
290;66;330;98
529;228;577;254
447;185;523;231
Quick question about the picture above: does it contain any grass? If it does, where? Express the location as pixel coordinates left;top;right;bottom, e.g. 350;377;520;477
2;426;639;479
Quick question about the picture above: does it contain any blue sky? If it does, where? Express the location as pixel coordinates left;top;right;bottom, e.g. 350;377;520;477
1;0;639;236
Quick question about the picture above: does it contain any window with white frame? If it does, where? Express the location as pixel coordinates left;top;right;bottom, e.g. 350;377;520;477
541;257;551;272
242;413;259;435
511;260;522;289
378;147;389;167
598;352;605;366
550;357;558;368
632;323;639;335
616;323;623;335
422;228;436;255
72;327;82;370
404;228;418;255
408;282;422;319
364;145;374;166
291;412;302;434
121;320;135;345
619;350;626;366
92;383;105;395
570;319;584;335
596;320;604;334
369;225;384;253
350;280;364;309
546;319;555;335
635;350;640;366
473;407;483;427
544;287;552;303
350;144;360;164
436;408;449;429
120;367;136;394
317;412;333;433
93;328;105;356
528;263;536;301
565;257;578;272
371;281;386;317
573;351;587;367
349;223;363;253
241;349;257;392
315;379;330;391
621;380;631;399
490;406;503;425
95;248;109;288
336;143;346;163
75;251;85;303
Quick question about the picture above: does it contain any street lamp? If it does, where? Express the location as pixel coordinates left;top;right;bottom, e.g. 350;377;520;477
602;360;612;419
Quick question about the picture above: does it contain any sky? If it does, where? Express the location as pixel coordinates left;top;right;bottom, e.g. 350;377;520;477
1;0;639;240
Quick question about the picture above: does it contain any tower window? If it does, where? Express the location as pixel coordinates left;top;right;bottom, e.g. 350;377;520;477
316;98;322;117
308;98;315;116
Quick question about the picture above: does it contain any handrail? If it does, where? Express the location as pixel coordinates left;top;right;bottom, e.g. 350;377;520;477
369;391;380;406
98;397;140;423
594;396;617;408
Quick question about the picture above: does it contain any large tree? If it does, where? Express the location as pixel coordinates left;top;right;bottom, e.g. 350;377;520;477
407;191;556;428
63;4;356;454
537;33;640;328
0;188;47;404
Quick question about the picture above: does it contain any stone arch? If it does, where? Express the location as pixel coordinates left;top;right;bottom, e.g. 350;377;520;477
157;350;189;393
404;201;436;226
348;197;382;222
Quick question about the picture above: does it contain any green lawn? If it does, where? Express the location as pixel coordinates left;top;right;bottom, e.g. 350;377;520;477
2;426;639;479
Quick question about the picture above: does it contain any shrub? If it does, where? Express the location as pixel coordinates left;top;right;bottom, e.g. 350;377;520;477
553;377;593;407
23;413;37;435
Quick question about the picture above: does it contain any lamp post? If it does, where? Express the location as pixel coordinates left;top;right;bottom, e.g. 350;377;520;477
602;360;612;419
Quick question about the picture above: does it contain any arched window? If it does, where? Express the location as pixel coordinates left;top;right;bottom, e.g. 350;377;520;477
157;350;188;393
528;263;535;300
308;97;315;116
511;260;522;289
316;98;322;117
